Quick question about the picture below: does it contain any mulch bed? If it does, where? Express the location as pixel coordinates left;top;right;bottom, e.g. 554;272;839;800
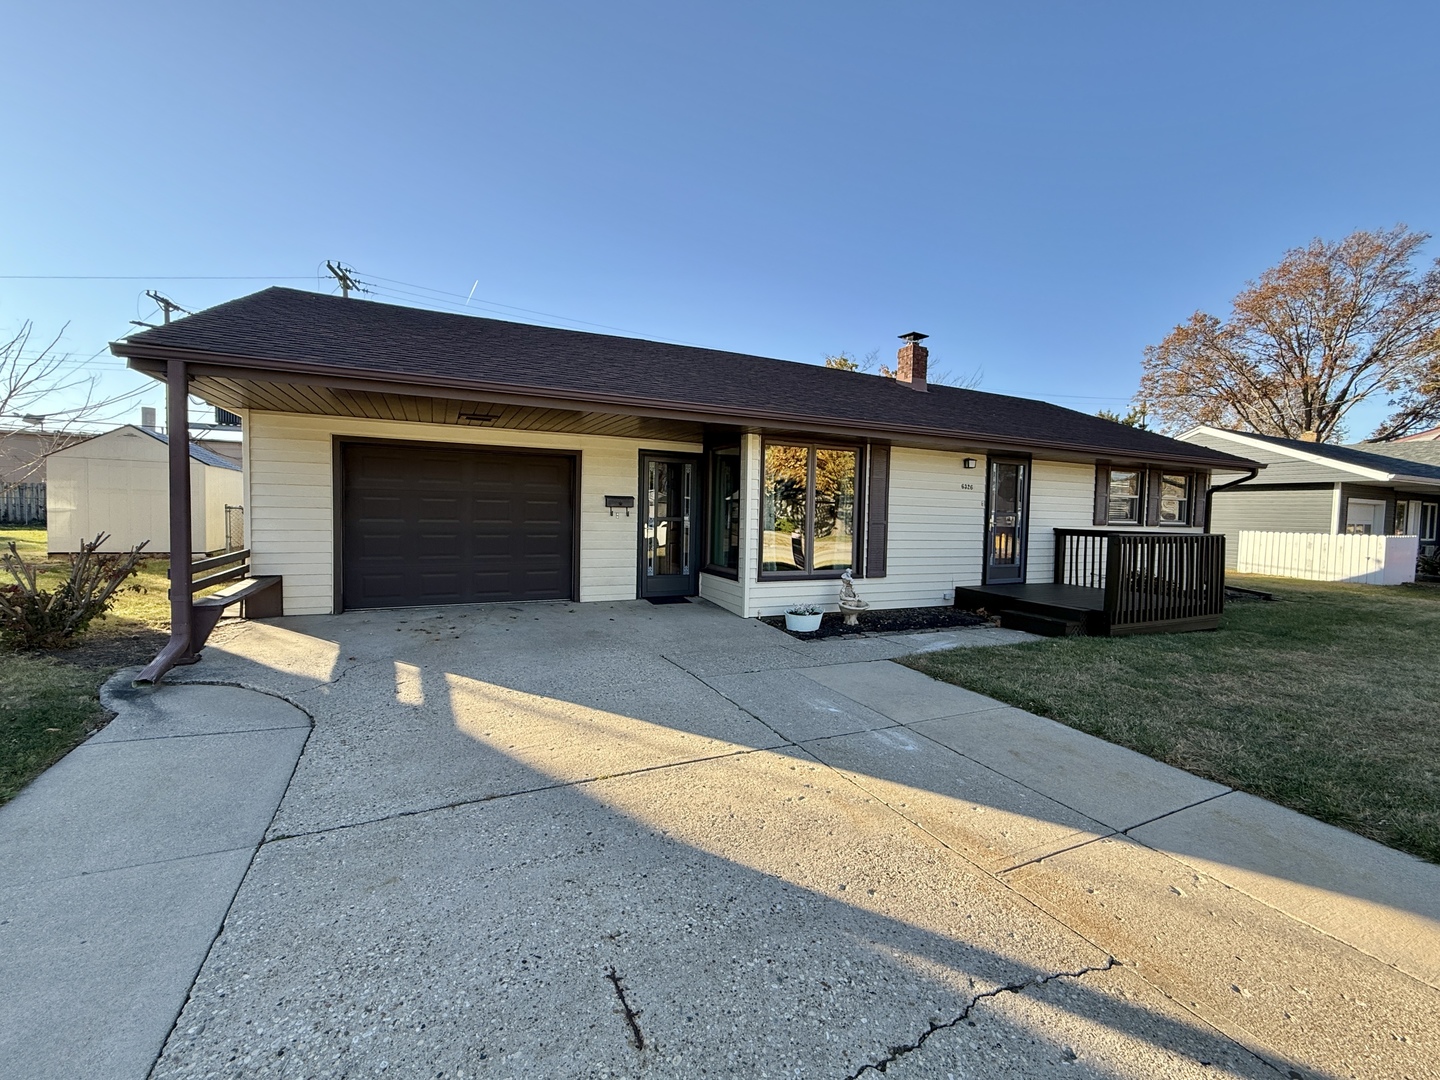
762;606;989;640
40;628;170;670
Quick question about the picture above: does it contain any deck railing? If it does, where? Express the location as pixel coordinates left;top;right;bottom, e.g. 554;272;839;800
1054;529;1226;631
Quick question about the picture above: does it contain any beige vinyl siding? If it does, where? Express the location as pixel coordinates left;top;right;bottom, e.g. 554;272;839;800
1209;486;1336;569
698;572;743;614
1024;460;1102;584
245;412;700;615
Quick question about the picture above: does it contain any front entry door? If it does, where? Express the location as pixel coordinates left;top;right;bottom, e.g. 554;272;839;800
640;454;699;598
985;458;1028;584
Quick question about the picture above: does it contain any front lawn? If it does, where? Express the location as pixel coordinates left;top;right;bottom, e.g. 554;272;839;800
903;576;1440;864
1;526;173;804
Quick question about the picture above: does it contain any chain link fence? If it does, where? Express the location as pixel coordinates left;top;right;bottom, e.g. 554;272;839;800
224;504;245;551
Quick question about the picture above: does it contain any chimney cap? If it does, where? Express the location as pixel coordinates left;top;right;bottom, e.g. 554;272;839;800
898;331;929;343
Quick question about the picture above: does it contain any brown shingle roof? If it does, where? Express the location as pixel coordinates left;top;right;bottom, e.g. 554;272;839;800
114;287;1258;470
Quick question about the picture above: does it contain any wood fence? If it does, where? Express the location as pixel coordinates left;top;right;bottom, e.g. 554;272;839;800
0;483;46;524
1236;531;1418;585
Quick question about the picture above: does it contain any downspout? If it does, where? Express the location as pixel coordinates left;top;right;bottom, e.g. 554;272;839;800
1202;469;1260;533
135;359;196;686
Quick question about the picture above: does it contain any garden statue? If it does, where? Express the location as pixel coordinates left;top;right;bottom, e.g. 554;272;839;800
838;568;869;625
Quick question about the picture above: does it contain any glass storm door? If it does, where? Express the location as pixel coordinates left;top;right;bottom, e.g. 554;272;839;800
985;459;1028;584
641;455;698;598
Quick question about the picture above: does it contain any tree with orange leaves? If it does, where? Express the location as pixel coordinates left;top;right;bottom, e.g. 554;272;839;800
1138;227;1440;443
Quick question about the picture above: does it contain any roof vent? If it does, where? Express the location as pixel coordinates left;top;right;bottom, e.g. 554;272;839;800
897;332;929;392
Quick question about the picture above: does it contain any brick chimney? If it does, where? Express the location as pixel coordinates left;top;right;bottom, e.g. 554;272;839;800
1298;430;1320;442
897;332;929;391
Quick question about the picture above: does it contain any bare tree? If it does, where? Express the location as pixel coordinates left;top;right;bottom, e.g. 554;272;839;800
1138;226;1440;442
1373;356;1440;439
1;322;138;490
824;349;983;389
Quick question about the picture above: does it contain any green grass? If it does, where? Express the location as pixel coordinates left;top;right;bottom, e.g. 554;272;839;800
1;526;175;804
903;576;1440;864
0;654;113;802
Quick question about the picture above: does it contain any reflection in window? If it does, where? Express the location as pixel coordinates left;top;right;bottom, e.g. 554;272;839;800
812;448;857;571
762;444;858;574
708;447;741;571
1107;470;1141;524
1158;473;1190;525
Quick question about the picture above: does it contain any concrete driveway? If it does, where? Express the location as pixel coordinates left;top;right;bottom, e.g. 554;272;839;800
2;599;1437;1079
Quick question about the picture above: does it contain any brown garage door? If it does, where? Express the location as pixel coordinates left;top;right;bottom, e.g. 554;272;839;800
341;442;575;609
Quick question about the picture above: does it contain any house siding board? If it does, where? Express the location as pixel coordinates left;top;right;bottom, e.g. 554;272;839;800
698;572;743;615
246;412;701;615
1209;487;1336;569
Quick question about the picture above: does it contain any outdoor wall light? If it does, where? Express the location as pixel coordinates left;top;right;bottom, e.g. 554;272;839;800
963;458;978;469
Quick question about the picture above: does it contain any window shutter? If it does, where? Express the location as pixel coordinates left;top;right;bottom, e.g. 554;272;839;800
864;444;890;578
1191;472;1208;529
1093;466;1110;526
1145;469;1162;526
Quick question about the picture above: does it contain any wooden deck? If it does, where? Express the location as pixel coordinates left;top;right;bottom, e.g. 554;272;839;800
957;530;1228;637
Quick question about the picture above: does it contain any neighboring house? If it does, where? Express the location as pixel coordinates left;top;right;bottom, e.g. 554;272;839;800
47;425;242;554
0;428;91;487
1177;426;1440;566
1393;424;1440;442
109;288;1257;624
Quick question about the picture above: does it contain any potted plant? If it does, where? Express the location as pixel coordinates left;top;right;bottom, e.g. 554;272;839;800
784;604;823;633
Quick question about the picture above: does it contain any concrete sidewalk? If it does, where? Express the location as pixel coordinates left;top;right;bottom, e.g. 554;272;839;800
2;600;1437;1078
0;683;309;1080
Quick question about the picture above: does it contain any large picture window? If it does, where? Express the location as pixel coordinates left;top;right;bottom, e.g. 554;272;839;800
762;442;859;575
707;446;741;573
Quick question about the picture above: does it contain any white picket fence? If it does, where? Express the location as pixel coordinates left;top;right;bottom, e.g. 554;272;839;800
1236;531;1419;585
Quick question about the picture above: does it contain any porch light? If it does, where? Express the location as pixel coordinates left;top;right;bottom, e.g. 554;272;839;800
963;458;977;469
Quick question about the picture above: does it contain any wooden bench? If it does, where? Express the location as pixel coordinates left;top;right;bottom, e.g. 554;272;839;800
184;549;283;652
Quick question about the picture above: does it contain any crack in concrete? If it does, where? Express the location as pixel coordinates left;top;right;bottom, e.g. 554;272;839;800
605;966;646;1051
842;957;1117;1079
996;790;1235;874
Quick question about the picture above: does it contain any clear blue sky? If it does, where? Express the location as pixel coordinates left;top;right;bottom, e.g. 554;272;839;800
3;1;1437;438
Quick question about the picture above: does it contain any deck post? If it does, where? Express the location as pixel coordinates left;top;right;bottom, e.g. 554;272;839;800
1102;534;1121;629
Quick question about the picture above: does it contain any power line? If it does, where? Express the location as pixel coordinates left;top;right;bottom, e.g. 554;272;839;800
0;275;314;281
358;272;697;340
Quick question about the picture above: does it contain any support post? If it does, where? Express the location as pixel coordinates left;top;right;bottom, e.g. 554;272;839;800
134;358;196;685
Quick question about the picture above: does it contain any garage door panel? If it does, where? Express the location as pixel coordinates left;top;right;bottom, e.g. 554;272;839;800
342;443;574;609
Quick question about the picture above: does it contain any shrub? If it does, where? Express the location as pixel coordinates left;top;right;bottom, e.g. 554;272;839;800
1418;549;1440;578
0;534;148;650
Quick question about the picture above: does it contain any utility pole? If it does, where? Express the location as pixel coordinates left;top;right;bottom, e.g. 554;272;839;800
145;290;189;324
326;261;365;298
